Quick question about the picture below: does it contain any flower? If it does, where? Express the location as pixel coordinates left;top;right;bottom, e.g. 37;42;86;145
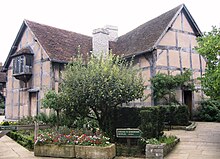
36;128;110;146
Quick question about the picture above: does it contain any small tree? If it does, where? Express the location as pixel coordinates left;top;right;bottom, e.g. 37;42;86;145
150;70;193;104
196;27;220;100
61;53;144;136
42;90;65;128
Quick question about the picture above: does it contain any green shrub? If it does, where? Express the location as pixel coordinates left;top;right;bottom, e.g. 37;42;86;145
17;116;35;125
142;135;177;145
198;99;220;122
0;101;4;109
7;131;34;150
1;121;9;126
139;106;164;139
114;107;141;128
174;105;189;126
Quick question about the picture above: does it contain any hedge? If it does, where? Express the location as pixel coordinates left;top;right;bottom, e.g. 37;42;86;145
198;99;220;122
7;131;34;150
113;105;189;140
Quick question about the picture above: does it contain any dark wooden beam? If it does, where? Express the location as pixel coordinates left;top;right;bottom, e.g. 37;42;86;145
157;45;197;54
170;28;195;36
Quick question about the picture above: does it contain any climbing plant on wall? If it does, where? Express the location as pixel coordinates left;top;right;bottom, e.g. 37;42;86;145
150;70;194;104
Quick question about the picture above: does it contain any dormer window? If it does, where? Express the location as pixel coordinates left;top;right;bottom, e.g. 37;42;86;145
11;47;33;82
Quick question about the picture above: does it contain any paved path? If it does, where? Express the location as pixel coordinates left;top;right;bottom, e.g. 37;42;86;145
165;122;220;159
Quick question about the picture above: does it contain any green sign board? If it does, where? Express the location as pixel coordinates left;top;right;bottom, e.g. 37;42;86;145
116;128;142;138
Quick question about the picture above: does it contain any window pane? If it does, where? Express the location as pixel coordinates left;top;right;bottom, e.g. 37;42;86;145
16;57;19;74
26;56;32;66
20;56;24;73
13;59;16;74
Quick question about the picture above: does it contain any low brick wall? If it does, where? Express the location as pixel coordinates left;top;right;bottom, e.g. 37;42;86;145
145;138;180;159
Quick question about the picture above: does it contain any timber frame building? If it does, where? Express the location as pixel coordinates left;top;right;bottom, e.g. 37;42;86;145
2;4;205;120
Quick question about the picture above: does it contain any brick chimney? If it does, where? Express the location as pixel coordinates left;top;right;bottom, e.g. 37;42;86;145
92;25;118;57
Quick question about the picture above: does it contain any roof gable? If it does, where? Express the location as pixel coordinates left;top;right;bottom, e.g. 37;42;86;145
3;4;201;70
113;4;202;57
3;20;92;71
25;20;92;62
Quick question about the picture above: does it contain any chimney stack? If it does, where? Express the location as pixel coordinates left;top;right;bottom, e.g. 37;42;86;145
92;25;118;57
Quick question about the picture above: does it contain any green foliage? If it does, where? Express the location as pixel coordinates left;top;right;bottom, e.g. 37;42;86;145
61;53;144;136
0;101;4;109
1;121;9;126
142;135;177;145
150;70;194;104
42;90;66;127
139;107;164;139
7;131;34;150
139;105;189;139
114;107;141;128
17;116;35;125
198;99;220;122
196;27;220;100
42;90;65;111
174;105;189;125
35;112;57;126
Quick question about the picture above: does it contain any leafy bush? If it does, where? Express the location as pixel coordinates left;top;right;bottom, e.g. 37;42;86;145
35;112;57;126
0;101;4;109
7;131;34;150
17;116;35;125
139;107;164;139
114;107;141;128
141;135;177;145
198;99;220;122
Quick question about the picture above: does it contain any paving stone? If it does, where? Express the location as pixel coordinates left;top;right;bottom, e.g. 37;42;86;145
165;122;220;159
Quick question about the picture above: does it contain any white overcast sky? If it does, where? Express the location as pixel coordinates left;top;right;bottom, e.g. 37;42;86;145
0;0;219;64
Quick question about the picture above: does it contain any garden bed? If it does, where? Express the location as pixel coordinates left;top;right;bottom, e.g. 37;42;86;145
145;138;180;158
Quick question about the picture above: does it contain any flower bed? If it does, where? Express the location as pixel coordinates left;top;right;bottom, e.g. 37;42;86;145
34;128;116;158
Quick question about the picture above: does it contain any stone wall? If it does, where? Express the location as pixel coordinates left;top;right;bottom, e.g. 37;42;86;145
145;138;180;158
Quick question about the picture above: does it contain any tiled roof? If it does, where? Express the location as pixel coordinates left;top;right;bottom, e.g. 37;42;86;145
25;20;92;62
11;46;33;57
24;5;183;61
112;5;182;56
3;4;200;70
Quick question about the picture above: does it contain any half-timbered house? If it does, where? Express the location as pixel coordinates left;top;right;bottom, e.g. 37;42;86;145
2;4;205;120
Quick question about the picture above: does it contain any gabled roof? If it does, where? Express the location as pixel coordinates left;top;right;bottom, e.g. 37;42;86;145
112;4;202;57
25;20;92;62
3;4;202;70
3;20;92;71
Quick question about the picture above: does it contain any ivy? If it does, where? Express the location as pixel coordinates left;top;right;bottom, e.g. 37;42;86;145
150;70;194;104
